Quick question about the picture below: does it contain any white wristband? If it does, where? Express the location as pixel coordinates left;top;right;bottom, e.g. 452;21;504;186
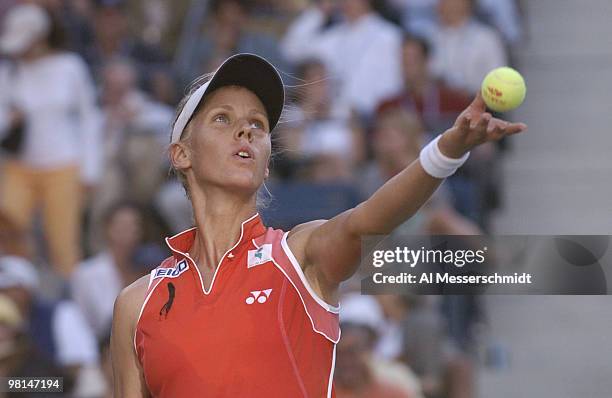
419;135;470;179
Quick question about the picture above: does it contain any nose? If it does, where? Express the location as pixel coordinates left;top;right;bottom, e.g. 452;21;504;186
234;119;253;142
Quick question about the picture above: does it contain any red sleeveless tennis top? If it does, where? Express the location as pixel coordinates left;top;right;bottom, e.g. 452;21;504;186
134;214;340;397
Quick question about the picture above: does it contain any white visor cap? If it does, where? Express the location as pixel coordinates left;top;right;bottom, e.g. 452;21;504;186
171;53;285;144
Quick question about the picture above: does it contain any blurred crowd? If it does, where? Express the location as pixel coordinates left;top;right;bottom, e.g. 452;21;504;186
0;0;524;396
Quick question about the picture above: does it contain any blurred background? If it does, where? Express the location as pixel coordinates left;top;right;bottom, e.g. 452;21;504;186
0;0;611;397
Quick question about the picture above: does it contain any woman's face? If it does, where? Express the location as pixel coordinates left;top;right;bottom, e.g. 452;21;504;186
106;207;143;252
179;86;271;195
402;40;427;84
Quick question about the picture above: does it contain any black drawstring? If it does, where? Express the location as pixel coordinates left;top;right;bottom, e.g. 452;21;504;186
159;282;175;319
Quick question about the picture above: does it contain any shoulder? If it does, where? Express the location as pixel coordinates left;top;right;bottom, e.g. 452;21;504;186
113;275;150;330
114;256;176;314
116;275;150;308
287;220;327;262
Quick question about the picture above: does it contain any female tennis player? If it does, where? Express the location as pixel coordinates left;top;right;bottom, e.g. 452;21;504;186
111;53;526;397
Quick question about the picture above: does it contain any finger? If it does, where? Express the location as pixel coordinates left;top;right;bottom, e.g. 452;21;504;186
488;117;526;129
469;113;481;129
487;118;508;135
469;91;487;113
457;114;471;132
487;123;504;138
473;112;491;132
503;122;528;135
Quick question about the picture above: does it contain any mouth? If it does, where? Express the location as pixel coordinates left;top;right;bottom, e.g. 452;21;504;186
233;147;254;162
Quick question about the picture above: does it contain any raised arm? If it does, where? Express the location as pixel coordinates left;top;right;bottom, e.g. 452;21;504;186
287;94;526;303
111;276;150;398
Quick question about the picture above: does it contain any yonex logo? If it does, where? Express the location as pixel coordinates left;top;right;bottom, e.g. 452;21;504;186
245;289;273;304
154;260;188;278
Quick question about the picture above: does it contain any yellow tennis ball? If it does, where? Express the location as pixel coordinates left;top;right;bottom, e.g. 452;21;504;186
481;67;526;112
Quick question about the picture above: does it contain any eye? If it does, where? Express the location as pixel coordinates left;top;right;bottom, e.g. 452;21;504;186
250;119;267;132
213;113;229;124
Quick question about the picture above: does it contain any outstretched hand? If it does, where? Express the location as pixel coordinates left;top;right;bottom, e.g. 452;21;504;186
438;92;528;158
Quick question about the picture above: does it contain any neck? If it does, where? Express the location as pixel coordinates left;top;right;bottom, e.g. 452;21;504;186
346;10;370;24
444;17;469;29
21;45;52;62
188;186;258;272
407;74;430;96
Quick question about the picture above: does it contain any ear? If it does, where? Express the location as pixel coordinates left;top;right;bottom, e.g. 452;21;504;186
169;142;191;172
264;167;270;179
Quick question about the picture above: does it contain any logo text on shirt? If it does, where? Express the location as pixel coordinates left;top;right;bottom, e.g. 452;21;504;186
154;260;188;278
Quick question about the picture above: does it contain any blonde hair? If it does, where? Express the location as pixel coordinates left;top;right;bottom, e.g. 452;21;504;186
169;75;214;200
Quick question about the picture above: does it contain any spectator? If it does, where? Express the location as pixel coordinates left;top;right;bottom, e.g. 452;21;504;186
430;0;507;93
72;201;146;338
89;58;173;248
183;0;286;82
0;293;66;397
360;109;481;236
336;325;415;398
336;294;421;398
278;58;365;182
0;4;102;277
389;0;439;38
131;243;167;276
37;0;97;57
389;0;522;45
0;210;29;259
0;256;105;396
375;295;409;361
398;296;476;398
377;34;472;135
154;179;194;234
0;293;26;371
425;0;508;227
281;0;403;116
100;58;172;147
97;331;113;398
86;0;168;85
0;0;18;24
147;65;179;106
476;0;523;45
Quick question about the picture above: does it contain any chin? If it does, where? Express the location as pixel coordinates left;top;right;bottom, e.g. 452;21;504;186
221;172;263;193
